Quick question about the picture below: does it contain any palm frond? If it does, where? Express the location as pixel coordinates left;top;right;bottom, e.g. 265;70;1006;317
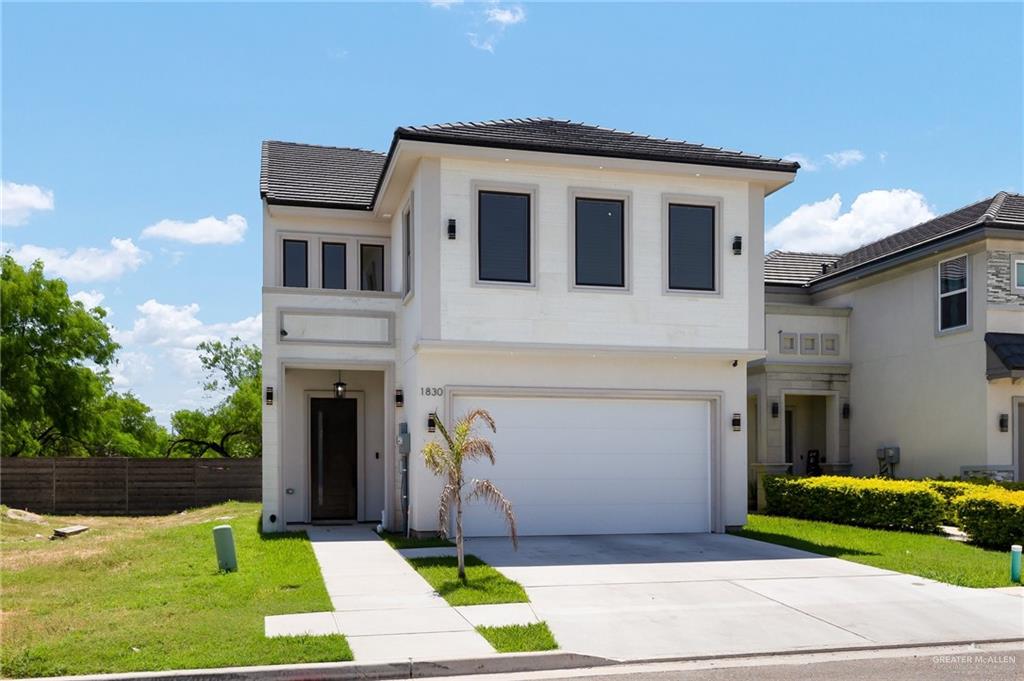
422;441;448;475
464;409;496;434
437;481;459;539
468;478;518;549
461;436;495;465
434;413;457;453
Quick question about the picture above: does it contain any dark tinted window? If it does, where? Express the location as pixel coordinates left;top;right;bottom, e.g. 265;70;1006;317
667;204;715;291
361;244;385;292
283;239;308;288
576;198;624;287
478;191;530;283
939;256;968;330
321;242;346;290
940;293;967;330
403;209;412;296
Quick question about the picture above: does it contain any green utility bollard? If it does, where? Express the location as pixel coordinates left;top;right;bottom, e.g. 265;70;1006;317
1012;545;1022;583
213;524;238;572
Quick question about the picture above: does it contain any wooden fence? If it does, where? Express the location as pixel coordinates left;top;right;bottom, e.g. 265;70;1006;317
0;458;261;515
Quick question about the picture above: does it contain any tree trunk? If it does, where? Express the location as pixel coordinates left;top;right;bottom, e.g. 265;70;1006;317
456;481;466;582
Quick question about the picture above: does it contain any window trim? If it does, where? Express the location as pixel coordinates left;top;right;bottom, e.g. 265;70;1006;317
661;193;723;297
1013;257;1024;293
471;181;538;289
402;196;414;303
320;241;347;290
568;187;632;293
282;238;309;288
358;241;387;293
937;253;970;335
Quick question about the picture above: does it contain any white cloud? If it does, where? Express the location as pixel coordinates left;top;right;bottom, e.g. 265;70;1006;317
782;154;819;172
467;33;496;53
486;5;525;25
71;290;106;310
118;298;260;354
108;351;153;389
879;151;888;163
766;189;936;254
1;180;55;226
140;214;247;245
6;237;148;282
825;149;865;169
429;0;463;8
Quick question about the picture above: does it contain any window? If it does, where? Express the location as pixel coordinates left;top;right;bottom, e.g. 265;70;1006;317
938;255;968;331
478;190;531;284
402;205;413;297
575;197;625;287
667;203;715;291
283;239;308;288
1014;258;1024;292
361;244;385;292
321;242;346;290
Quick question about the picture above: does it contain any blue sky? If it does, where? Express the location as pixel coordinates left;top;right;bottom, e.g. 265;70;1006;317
3;1;1022;423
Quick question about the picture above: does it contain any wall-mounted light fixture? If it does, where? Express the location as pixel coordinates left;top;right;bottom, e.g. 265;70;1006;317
732;235;743;255
842;403;850;419
333;371;347;399
771;402;779;418
731;413;742;431
395;389;404;407
265;387;274;405
447;218;457;240
999;413;1009;433
427;412;437;433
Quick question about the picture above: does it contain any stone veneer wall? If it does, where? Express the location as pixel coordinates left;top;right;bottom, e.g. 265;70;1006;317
987;250;1024;306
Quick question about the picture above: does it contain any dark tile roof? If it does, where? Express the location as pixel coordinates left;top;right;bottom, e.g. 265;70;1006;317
764;251;841;285
986;332;1024;372
260;140;385;210
817;192;1024;281
394;118;800;174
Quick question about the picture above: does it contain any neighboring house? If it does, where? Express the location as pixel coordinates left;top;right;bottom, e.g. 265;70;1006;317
259;118;798;535
750;192;1024;497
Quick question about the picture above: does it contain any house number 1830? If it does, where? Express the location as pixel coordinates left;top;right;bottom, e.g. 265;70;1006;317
421;387;444;397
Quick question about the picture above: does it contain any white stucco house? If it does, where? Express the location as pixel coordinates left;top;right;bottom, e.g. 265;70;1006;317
259;118;798;535
749;192;1024;498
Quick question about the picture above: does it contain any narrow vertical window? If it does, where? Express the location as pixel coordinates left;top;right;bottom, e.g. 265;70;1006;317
402;206;413;297
321;242;346;290
283;239;308;288
938;255;968;331
575;198;624;287
361;244;385;292
667;204;716;291
478;191;531;283
1014;259;1024;291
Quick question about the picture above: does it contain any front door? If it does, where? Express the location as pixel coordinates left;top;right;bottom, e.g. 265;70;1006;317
310;397;358;521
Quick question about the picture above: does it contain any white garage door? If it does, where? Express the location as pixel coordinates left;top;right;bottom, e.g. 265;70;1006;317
453;394;711;536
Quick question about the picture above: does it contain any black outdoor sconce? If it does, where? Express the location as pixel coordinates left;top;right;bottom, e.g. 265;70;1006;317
427;412;437;433
333;371;347;399
731;413;742;432
771;401;779;418
448;218;457;240
999;413;1009;433
395;389;404;407
842;403;851;419
265;387;274;405
732;235;743;255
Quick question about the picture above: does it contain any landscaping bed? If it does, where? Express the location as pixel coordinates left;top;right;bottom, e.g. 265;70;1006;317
738;513;1016;588
1;502;351;677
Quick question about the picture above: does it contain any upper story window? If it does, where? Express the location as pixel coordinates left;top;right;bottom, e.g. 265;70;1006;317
402;204;413;298
361;244;385;292
574;197;625;288
283;239;308;288
321;242;346;290
938;254;968;331
1014;257;1024;292
666;202;716;292
478;190;531;284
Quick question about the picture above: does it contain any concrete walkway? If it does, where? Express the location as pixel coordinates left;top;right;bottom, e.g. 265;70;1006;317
265;526;535;662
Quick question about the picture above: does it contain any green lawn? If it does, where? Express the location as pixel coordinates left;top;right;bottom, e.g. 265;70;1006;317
406;555;528;606
477;623;559;653
378;531;454;550
738;514;1016;588
1;502;352;678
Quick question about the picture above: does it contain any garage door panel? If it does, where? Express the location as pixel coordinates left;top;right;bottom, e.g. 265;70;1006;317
453;394;711;536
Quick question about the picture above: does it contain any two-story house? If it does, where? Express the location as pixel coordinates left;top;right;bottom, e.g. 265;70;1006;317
259;119;798;535
750;192;1024;498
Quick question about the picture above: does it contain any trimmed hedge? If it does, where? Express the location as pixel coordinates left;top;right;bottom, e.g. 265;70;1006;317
953;487;1024;549
763;475;944;532
924;480;976;523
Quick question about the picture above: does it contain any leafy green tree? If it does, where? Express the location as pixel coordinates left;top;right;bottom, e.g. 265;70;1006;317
1;256;119;456
90;392;170;457
196;337;261;392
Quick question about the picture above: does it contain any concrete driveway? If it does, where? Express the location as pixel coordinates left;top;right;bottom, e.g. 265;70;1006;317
463;533;1024;661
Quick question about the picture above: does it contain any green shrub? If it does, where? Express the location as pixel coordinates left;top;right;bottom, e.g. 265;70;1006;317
953;487;1024;549
763;475;944;532
924;480;976;523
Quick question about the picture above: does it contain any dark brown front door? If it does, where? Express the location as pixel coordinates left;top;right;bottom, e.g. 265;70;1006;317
310;397;358;521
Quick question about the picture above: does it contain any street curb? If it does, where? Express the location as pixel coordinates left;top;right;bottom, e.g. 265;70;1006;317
14;651;616;681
